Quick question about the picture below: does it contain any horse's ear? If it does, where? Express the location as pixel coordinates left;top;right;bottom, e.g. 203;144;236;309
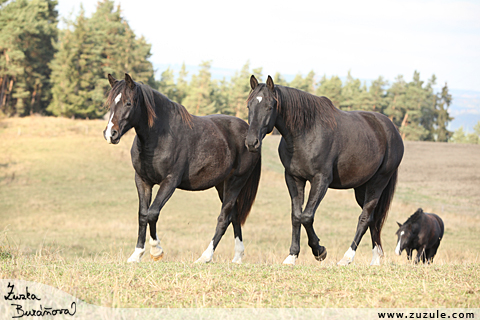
125;73;135;90
250;75;258;90
108;74;118;88
266;75;275;92
397;221;403;228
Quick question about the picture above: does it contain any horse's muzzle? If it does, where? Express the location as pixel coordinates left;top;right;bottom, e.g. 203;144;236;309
245;137;261;153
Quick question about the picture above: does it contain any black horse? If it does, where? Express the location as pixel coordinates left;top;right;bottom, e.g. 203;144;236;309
245;75;404;265
103;74;261;263
395;208;444;263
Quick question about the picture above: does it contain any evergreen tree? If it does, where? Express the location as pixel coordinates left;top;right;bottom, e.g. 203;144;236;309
368;76;388;113
289;70;316;94
316;75;343;107
0;0;58;116
48;0;155;118
228;61;255;119
435;82;454;142
175;62;189;105
340;71;362;111
182;61;216;116
158;67;176;100
273;72;288;86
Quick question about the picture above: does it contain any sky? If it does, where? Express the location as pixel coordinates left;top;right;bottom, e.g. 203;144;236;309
56;0;480;92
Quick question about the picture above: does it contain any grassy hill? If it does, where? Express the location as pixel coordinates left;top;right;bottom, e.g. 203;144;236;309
0;116;479;308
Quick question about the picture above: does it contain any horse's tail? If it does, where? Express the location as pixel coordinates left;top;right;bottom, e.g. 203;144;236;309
237;157;261;226
374;168;399;248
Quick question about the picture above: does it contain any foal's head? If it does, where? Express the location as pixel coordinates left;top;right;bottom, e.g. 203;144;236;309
245;75;278;152
103;73;155;144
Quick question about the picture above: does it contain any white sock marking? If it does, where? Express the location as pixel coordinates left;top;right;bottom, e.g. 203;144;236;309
370;245;383;266
256;96;262;103
127;247;145;263
195;241;214;263
283;254;297;265
232;237;244;263
149;235;163;258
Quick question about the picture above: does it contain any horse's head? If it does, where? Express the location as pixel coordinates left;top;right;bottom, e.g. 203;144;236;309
245;75;277;152
103;73;140;144
395;208;423;256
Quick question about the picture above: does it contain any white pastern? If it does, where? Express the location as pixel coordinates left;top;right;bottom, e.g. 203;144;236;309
232;237;245;264
283;254;297;265
337;247;356;266
395;231;404;256
195;241;214;263
114;92;122;104
127;247;145;263
105;111;115;144
256;96;262;103
149;235;164;259
370;245;383;266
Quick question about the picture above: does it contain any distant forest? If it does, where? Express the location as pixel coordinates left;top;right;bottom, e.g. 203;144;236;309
1;0;479;143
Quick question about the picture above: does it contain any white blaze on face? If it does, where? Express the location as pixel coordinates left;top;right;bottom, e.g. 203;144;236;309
232;237;244;264
105;111;115;143
114;92;122;104
395;231;404;255
256;96;262;103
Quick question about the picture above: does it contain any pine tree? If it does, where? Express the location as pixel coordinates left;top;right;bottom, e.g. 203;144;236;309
158;67;176;100
229;61;253;119
182;61;216;116
48;0;155;118
175;63;189;105
340;71;362;111
0;0;58;116
316;75;343;108
435;82;454;142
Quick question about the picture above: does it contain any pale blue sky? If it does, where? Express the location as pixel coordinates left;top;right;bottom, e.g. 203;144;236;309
57;0;480;92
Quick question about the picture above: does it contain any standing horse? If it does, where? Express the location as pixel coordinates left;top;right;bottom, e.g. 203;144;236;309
245;75;404;265
103;74;261;263
395;208;444;263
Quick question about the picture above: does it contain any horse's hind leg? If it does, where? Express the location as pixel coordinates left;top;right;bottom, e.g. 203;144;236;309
338;182;386;266
195;178;246;263
231;204;245;263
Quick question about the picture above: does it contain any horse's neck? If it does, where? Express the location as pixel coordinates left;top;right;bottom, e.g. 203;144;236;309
274;113;295;151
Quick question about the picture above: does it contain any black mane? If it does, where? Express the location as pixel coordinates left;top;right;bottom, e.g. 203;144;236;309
405;208;425;225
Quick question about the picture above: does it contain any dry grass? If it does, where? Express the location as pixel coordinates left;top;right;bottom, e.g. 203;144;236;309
0;116;479;308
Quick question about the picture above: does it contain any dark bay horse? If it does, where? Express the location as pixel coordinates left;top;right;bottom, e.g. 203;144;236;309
245;75;404;265
103;74;261;263
395;208;444;263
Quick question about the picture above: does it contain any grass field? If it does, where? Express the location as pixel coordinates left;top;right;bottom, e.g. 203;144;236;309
0;116;479;308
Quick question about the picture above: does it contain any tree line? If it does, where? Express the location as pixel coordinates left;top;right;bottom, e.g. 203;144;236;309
1;0;478;143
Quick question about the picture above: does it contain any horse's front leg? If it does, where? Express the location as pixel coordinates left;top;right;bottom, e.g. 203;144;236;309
300;174;329;262
146;176;178;261
127;173;152;263
283;173;306;265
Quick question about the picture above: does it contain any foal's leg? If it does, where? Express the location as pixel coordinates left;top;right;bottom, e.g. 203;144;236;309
127;173;152;263
195;177;246;263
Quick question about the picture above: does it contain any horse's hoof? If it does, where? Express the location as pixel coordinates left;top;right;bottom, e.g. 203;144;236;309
337;257;353;266
194;256;212;264
283;255;297;265
151;252;164;261
314;246;327;261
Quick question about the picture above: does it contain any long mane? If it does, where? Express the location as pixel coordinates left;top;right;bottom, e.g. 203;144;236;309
405;208;425;225
248;84;338;131
105;80;193;128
